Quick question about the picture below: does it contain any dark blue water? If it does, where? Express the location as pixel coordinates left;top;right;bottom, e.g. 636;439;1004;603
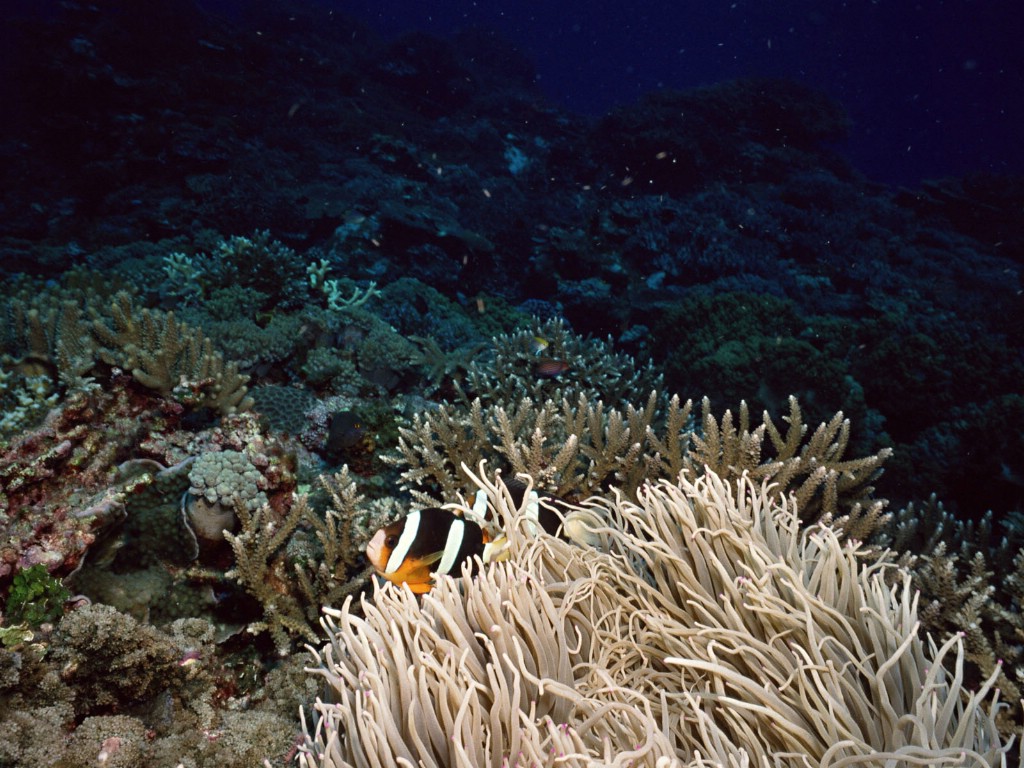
324;0;1023;186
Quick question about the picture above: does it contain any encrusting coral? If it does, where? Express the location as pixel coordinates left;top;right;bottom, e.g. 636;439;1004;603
299;468;1011;767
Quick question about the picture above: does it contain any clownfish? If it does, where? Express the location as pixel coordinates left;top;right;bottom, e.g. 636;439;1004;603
365;481;579;594
364;506;494;594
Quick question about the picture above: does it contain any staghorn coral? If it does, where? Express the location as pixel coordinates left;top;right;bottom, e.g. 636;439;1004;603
223;468;397;654
92;293;253;414
689;394;892;533
874;493;1024;743
903;541;1024;741
389;390;890;534
3;289;253;414
300;469;1009;767
458;317;663;409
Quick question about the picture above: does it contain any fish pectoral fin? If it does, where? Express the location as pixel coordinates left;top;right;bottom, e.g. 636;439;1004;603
482;534;511;563
420;550;445;565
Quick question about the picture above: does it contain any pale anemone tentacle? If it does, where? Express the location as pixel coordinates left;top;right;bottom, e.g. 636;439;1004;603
300;468;1014;768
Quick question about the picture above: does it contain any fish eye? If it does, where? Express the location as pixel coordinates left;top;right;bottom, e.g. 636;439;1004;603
385;535;398;548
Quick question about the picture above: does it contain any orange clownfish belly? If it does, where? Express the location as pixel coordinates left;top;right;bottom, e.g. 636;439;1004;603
365;506;488;593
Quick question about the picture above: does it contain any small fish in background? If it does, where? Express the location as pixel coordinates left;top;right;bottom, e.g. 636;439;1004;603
532;357;571;379
530;335;549;355
326;411;365;452
364;479;602;593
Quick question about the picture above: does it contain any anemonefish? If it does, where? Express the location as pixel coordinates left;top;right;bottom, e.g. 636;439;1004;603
365;481;579;594
364;506;493;594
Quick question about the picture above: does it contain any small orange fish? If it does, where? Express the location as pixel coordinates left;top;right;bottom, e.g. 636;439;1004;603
532;358;571;378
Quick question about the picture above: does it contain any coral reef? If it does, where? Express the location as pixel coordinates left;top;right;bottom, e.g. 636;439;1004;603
179;447;272;565
163;231;317;310
0;383;168;586
0;2;1021;764
251;385;318;434
459;317;663;409
92;293;253;414
882;494;1024;739
0;603;309;767
3;290;253;414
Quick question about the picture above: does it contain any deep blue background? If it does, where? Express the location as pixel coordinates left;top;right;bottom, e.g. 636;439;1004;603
3;0;1021;186
304;0;1023;187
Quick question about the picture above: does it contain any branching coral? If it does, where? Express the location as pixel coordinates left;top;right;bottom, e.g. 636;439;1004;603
879;494;1024;741
93;293;253;414
300;469;1010;767
388;390;890;534
4;290;253;414
458;317;663;409
166;230;312;308
408;334;487;395
5;298;96;389
223;468;396;654
688;394;892;532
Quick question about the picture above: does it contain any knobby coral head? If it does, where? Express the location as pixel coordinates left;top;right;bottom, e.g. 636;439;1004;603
299;469;1010;767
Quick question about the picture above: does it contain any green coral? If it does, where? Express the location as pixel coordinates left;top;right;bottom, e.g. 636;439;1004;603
166;230;310;308
4;565;70;627
652;291;861;427
300;348;360;391
176;284;312;371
